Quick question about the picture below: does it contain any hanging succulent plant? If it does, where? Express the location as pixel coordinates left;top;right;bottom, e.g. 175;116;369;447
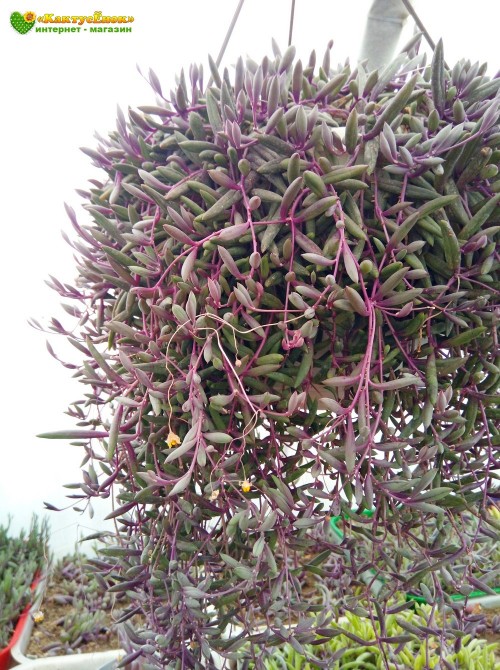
37;37;500;669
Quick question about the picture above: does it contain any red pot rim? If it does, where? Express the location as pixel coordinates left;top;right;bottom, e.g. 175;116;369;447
0;572;42;670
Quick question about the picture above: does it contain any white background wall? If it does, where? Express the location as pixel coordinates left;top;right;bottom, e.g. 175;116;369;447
0;0;498;556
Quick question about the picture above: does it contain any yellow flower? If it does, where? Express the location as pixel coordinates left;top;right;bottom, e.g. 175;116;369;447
209;489;220;501
240;480;251;493
488;505;500;520
33;610;44;623
166;431;181;448
23;11;36;22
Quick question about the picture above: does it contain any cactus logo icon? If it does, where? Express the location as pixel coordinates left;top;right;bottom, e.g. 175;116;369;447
10;11;36;33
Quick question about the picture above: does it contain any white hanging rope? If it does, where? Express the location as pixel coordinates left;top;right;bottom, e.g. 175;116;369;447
401;0;436;51
288;0;296;47
215;0;246;67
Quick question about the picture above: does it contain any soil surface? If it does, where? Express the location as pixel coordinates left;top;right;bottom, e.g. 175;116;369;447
26;570;129;657
481;606;500;648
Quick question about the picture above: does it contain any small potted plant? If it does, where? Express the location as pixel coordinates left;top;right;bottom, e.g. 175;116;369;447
37;36;500;668
0;516;49;670
11;551;128;670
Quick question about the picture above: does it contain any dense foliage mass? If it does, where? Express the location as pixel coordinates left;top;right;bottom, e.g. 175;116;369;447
38;38;500;669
